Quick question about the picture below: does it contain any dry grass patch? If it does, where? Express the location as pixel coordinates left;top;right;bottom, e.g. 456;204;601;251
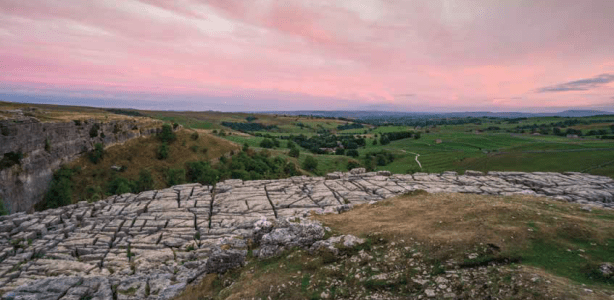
316;191;614;287
69;129;239;201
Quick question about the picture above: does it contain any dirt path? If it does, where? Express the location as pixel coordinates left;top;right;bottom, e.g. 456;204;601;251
399;149;422;169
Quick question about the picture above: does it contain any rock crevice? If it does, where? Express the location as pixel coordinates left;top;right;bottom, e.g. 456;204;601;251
0;170;613;299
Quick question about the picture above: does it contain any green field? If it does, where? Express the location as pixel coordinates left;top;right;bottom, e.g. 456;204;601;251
209;116;614;178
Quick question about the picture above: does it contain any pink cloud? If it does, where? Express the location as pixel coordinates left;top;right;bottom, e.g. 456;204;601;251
1;0;613;111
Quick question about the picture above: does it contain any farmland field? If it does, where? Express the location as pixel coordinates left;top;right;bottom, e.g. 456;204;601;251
199;113;614;178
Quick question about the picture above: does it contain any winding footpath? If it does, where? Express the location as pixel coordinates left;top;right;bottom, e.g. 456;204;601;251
0;169;613;299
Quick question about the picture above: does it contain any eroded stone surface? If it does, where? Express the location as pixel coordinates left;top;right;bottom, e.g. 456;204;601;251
0;170;613;299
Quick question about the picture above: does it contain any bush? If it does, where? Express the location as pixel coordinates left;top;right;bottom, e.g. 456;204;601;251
186;161;219;185
166;168;186;186
85;185;103;202
88;143;104;164
0;197;8;215
190;131;199;140
107;176;135;195
347;160;361;170
372;139;377;145
173;122;179;129
43;166;75;208
346;149;359;157
335;148;345;155
0;151;23;170
302;156;318;171
260;138;275;148
287;141;296;149
379;135;390;145
157;143;169;160
136;169;154;192
158;124;176;144
44;139;51;152
89;123;100;138
190;145;199;153
289;147;300;158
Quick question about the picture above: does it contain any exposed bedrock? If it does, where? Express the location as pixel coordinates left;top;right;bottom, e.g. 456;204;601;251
0;116;162;213
0;169;613;299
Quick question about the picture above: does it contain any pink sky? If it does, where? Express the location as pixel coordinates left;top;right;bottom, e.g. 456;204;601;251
1;0;613;111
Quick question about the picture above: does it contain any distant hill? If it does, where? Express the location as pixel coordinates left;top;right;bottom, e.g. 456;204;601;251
261;109;614;119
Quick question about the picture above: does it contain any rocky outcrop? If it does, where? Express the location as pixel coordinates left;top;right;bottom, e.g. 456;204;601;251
0;170;613;299
0;115;162;213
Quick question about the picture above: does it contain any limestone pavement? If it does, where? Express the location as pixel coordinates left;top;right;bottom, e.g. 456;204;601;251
1;169;613;299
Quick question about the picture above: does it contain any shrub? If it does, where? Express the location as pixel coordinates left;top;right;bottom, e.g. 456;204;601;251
190;131;199;140
242;143;249;152
372;139;377;145
173;122;179;130
107;176;135;195
260;138;275;148
287;141;296;149
136;169;154;192
289;147;300;158
347;160;361;170
302;156;318;171
89;123;100;138
43;166;75;208
85;185;103;202
190;145;199;153
346;149;359;157
166;168;186;186
157;143;169;160
379;135;390;145
186;161;219;185
88;143;104;164
0;151;23;170
158;124;176;144
0;197;8;215
335;148;345;155
44;139;51;152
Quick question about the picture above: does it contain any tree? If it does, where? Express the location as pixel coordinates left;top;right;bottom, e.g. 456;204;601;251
107;176;135;195
43;166;77;208
0;197;8;215
302;156;318;171
372;139;377;145
380;135;390;145
89;123;100;138
190;131;199;140
88;143;105;164
186;161;219;185
289;147;300;158
158;124;176;144
166;168;187;186
346;149;359;157
347;160;361;170
136;169;154;192
157;143;169;159
260;138;275;148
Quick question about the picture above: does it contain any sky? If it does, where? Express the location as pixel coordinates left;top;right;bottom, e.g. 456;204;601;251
1;0;613;112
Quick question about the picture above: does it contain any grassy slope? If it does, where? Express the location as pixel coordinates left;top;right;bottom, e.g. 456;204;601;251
175;192;614;300
68;129;240;202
